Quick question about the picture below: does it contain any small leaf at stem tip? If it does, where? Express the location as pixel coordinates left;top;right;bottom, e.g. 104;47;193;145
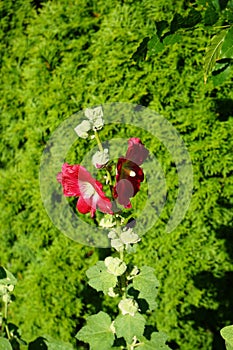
74;120;91;139
92;149;109;169
104;257;127;276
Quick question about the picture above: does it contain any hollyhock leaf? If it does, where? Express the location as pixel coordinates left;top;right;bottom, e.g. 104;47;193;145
86;261;117;294
0;267;17;286
84;106;104;130
84;106;103;121
137;332;172;349
133;266;159;311
118;298;138;316
76;312;115;350
120;228;140;245
92;149;109;168
0;338;12;350
110;238;124;251
74;120;91;139
104;257;127;276
220;325;233;349
114;313;146;344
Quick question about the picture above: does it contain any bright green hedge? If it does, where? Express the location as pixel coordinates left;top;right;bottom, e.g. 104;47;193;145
0;0;233;349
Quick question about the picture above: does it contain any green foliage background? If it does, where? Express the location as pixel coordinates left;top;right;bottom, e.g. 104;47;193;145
0;0;233;349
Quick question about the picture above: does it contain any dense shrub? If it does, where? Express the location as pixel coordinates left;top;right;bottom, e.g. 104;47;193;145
0;0;232;349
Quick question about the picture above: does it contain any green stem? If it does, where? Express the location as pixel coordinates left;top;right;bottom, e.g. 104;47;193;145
94;130;104;152
4;299;11;340
94;130;113;186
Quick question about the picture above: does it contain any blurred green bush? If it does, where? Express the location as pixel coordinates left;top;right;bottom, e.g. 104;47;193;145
0;0;233;349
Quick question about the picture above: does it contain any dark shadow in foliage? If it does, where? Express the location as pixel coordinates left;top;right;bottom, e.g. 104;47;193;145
216;224;233;262
182;270;233;350
28;337;48;350
31;0;48;13
138;92;154;107
213;98;233;121
219;0;229;11
128;286;149;314
0;266;7;279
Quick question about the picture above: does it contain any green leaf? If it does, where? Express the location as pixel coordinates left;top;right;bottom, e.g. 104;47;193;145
212;60;232;85
221;27;233;58
204;30;226;83
0;267;17;286
0;338;12;350
133;266;159;311
147;35;164;55
114;313;146;344
220;325;233;350
163;33;181;46
138;332;172;349
86;261;117;294
76;312;115;350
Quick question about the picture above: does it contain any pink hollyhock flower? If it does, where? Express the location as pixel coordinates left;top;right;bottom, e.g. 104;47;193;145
57;163;113;217
113;138;149;208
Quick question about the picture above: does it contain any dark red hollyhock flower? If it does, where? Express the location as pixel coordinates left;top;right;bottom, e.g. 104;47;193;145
57;163;112;217
113;138;149;208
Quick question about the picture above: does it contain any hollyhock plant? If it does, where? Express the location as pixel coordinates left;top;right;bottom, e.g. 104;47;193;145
113;138;149;208
57;163;113;217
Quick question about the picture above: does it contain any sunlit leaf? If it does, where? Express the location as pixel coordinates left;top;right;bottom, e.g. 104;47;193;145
147;35;164;55
163;33;181;46
204;30;226;83
221;27;233;58
0;338;12;350
220;325;233;350
114;313;146;344
76;312;114;350
0;267;17;286
137;332;172;349
132;266;159;311
86;261;117;294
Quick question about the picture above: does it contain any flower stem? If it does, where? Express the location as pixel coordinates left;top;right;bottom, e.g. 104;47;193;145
3;299;11;340
94;130;112;186
94;130;104;152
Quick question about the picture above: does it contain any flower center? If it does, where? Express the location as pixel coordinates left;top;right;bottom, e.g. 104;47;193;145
79;180;96;199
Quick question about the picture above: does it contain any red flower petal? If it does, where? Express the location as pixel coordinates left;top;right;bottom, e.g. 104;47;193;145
57;163;112;217
113;139;148;208
57;163;81;197
77;196;92;215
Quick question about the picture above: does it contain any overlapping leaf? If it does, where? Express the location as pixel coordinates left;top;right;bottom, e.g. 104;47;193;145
0;338;12;350
86;261;117;294
132;266;159;311
204;30;226;83
114;313;146;344
76;312;115;350
137;332;172;349
220;325;233;350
